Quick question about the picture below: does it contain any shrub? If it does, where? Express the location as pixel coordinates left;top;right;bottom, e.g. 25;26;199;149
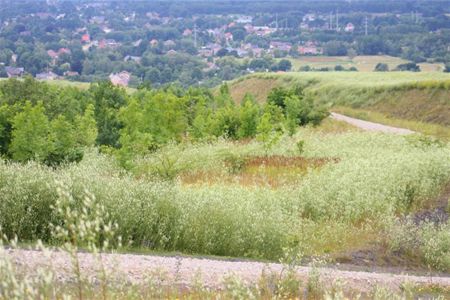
395;63;421;72
386;219;450;272
374;63;389;72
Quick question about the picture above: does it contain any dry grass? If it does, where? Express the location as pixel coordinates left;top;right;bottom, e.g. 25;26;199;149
228;77;282;104
312;118;360;134
369;89;450;126
180;155;333;188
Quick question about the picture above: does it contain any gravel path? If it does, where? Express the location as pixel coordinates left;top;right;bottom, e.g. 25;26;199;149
6;249;450;292
330;112;415;134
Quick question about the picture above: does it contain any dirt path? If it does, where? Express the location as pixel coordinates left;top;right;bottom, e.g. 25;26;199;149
330;112;415;134
5;249;450;292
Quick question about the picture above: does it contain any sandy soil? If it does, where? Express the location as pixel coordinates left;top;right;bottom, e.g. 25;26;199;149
5;249;450;292
330;112;415;134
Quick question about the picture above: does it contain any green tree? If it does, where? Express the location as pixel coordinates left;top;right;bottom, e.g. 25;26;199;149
89;81;127;148
237;99;259;138
284;95;302;136
47;115;83;165
9;102;52;162
334;65;345;71
75;104;98;147
256;112;281;156
324;41;348;56
267;87;289;110
277;59;292;72
117;99;154;169
0;105;14;155
189;98;211;140
210;104;240;139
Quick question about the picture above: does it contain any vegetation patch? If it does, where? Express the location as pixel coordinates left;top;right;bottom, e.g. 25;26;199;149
228;72;450;133
181;155;334;188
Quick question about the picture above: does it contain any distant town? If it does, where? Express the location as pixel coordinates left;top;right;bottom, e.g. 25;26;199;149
0;0;448;87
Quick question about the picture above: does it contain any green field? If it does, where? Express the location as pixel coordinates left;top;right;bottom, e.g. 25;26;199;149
280;55;445;72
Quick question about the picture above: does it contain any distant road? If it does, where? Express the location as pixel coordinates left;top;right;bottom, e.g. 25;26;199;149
330;112;415;135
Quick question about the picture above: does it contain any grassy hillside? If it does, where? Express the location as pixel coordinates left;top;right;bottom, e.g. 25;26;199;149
228;72;450;138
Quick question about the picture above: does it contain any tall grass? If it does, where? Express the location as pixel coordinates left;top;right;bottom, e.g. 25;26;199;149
1;129;449;262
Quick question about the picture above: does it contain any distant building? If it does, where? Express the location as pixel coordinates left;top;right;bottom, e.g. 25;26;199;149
236;48;248;57
5;66;24;78
198;47;213;57
166;49;178;56
146;12;160;19
64;71;79;77
253;26;275;36
109;71;131;87
225;32;233;41
36;71;58;80
236;15;253;24
58;48;71;55
101;25;113;33
35;12;53;20
298;42;323;55
163;40;176;48
149;39;158;47
133;39;143;47
302;14;317;22
99;39;121;49
90;16;106;24
81;34;91;43
270;41;292;52
47;50;58;59
345;23;355;33
183;29;193;36
244;24;254;33
203;62;219;72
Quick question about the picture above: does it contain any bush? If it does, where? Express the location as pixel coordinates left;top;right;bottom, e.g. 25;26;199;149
387;219;450;272
299;65;311;72
444;64;450;73
374;63;389;72
395;63;421;72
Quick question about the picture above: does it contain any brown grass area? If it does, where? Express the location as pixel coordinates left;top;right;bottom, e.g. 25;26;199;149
180;155;333;188
370;89;450;126
229;77;282;104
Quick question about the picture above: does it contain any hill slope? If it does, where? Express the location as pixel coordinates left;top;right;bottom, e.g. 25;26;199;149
227;72;450;138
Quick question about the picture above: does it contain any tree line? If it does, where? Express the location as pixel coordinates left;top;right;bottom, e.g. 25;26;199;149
0;77;328;168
